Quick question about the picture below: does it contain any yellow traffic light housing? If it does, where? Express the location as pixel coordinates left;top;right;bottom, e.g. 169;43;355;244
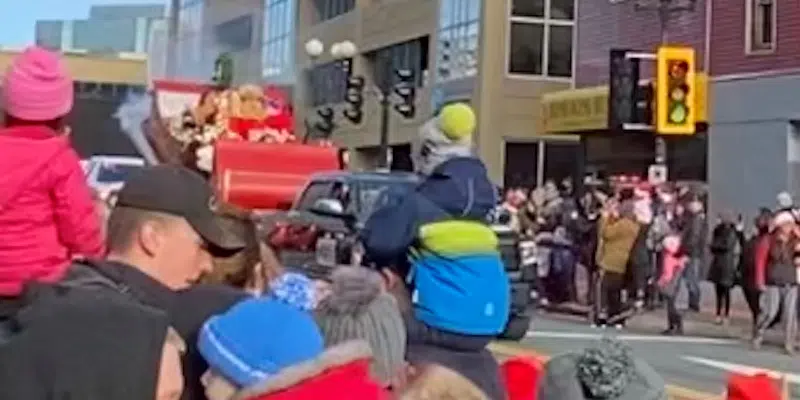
656;46;696;135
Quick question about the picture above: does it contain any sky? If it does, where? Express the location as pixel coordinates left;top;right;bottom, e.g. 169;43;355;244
0;0;165;47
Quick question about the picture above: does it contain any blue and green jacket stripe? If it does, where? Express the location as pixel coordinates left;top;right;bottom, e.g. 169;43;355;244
361;157;510;335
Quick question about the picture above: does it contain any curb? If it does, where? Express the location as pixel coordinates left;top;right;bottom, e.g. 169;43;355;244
489;341;722;400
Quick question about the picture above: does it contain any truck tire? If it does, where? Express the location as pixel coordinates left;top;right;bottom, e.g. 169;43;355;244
499;313;531;341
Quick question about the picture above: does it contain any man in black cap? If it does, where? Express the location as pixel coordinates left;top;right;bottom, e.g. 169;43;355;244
63;164;248;400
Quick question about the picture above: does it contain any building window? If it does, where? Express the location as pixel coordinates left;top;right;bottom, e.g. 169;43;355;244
177;0;206;79
314;0;355;22
508;0;574;79
436;0;481;82
367;37;430;89
746;0;776;53
263;0;295;80
215;15;253;52
307;60;349;106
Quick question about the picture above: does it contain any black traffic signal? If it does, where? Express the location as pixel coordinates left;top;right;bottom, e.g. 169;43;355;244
634;82;654;126
343;76;365;124
393;69;416;119
656;46;696;135
608;49;640;130
315;106;335;137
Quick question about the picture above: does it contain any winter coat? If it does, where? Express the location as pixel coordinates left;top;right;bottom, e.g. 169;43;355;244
626;223;652;294
764;234;799;286
595;216;641;275
753;235;771;289
739;232;768;289
360;157;510;336
0;126;105;295
657;235;686;296
235;341;388;400
708;222;740;288
61;260;247;400
679;213;706;258
0;281;171;400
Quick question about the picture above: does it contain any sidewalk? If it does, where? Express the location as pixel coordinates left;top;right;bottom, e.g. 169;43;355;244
542;281;799;348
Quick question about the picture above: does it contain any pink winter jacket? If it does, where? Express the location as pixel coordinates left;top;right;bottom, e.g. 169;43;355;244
658;234;687;288
0;126;105;295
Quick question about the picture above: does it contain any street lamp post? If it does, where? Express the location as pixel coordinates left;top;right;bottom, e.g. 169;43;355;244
304;39;416;170
376;51;392;169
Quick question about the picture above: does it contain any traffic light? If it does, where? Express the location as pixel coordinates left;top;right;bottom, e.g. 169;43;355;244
656;46;696;135
608;49;640;130
315;106;335;137
343;76;365;124
635;82;654;126
393;69;416;119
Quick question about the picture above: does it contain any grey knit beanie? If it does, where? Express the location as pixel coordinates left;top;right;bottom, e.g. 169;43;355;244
314;267;406;386
538;338;667;400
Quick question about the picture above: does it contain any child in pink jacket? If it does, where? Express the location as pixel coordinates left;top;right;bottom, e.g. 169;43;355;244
0;47;105;295
658;234;688;335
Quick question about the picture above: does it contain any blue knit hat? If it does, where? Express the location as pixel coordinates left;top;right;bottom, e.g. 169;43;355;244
197;297;324;388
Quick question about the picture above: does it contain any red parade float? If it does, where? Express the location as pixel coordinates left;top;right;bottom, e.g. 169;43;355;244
145;79;340;211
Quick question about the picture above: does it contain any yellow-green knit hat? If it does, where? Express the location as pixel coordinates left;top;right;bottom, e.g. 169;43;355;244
437;103;476;142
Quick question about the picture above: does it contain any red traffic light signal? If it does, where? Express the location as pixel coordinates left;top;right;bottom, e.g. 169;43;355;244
656;46;696;135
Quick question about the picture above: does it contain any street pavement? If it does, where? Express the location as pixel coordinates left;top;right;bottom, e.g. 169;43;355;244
518;315;800;397
511;276;800;397
517;280;800;397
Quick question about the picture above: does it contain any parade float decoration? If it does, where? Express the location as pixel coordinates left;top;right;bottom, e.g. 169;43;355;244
145;53;340;210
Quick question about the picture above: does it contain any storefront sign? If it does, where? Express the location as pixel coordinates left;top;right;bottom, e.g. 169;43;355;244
541;72;709;134
542;86;609;133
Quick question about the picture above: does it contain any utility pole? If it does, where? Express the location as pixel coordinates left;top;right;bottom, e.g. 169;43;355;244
632;0;697;167
377;51;392;169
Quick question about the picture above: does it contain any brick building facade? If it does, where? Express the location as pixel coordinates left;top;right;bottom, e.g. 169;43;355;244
575;0;707;87
707;0;800;217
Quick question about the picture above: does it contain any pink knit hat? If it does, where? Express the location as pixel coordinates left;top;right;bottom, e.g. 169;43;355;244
2;46;74;121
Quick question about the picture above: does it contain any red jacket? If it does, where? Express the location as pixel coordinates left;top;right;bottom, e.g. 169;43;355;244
238;341;389;400
0;126;105;295
754;235;771;289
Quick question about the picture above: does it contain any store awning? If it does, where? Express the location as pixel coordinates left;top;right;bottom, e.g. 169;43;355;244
541;86;609;133
541;72;709;134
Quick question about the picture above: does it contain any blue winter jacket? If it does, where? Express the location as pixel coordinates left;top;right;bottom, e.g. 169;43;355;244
360;157;510;335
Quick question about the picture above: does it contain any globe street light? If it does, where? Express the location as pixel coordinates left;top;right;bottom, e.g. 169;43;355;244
304;38;324;58
331;40;357;59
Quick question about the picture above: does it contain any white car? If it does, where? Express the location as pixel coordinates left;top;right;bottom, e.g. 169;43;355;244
82;156;146;201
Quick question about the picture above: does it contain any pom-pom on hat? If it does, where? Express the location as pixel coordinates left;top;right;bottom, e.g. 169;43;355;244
2;46;74;121
315;267;406;385
437;102;476;142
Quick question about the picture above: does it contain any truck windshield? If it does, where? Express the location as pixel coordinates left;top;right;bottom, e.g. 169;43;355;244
358;180;416;219
96;164;142;183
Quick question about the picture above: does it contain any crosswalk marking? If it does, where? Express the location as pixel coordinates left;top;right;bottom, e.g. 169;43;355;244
526;330;739;345
682;356;800;384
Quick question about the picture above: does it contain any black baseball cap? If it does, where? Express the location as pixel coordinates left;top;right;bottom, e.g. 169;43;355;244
115;165;245;251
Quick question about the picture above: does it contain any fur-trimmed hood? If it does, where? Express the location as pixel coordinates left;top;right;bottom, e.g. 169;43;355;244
235;340;388;400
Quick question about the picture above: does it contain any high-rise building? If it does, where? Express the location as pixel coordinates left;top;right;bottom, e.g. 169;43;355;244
35;4;165;54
